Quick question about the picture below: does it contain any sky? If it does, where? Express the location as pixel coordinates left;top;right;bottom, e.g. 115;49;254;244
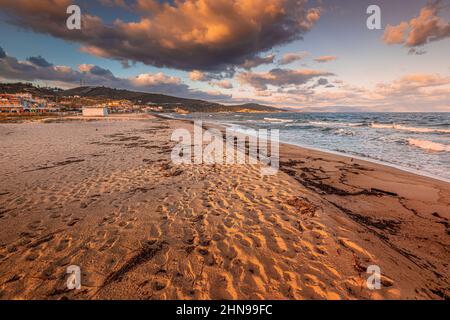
0;0;449;111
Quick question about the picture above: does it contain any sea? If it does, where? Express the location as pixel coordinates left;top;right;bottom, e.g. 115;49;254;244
169;112;450;182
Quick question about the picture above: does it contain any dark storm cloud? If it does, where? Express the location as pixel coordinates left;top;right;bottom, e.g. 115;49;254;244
88;65;115;77
238;68;334;90
27;56;54;68
0;0;321;72
240;55;275;70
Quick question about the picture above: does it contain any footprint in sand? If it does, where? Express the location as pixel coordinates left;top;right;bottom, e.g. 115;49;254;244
99;236;119;252
55;238;72;252
67;218;81;227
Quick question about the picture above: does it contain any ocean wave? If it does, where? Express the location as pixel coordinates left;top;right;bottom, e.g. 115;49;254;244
333;128;356;136
285;123;314;128
408;139;450;152
264;117;294;123
371;123;450;134
308;121;364;127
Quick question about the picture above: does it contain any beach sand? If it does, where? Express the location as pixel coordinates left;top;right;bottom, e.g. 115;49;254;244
0;114;448;300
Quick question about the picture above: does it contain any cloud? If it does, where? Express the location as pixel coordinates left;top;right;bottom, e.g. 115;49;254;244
383;1;450;49
314;56;337;63
375;73;450;97
188;69;235;82
131;72;182;86
0;54;81;84
310;77;331;88
384;22;409;45
210;80;233;89
185;90;231;101
280;51;309;65
237;68;333;90
27;56;54;68
240;54;275;70
0;47;230;101
232;72;450;111
78;64;115;78
408;48;427;55
0;0;321;72
189;70;214;82
322;74;450;110
78;64;95;73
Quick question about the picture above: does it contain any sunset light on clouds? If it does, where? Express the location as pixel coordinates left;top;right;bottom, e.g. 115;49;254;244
0;0;449;111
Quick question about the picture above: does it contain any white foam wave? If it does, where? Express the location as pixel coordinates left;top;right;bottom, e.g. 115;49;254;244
264;117;294;123
408;139;450;152
308;121;363;127
371;123;450;134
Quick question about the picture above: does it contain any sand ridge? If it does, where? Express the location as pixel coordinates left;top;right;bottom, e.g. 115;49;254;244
0;115;448;300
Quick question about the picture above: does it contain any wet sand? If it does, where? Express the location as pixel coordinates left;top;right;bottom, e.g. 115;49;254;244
0;114;448;300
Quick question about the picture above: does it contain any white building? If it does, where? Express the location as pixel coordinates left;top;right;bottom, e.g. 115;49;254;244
82;107;109;117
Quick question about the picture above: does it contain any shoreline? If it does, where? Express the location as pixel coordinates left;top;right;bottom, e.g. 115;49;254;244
189;116;450;185
280;140;450;185
5;111;448;185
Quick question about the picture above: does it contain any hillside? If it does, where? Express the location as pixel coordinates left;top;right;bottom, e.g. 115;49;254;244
0;83;282;113
0;82;62;97
62;86;281;112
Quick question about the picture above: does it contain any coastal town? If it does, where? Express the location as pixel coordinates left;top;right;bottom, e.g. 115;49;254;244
0;92;164;116
0;93;58;114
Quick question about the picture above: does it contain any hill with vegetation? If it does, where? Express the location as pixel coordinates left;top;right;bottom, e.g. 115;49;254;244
0;83;283;113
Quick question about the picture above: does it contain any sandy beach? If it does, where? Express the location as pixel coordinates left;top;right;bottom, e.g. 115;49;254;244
0;114;448;300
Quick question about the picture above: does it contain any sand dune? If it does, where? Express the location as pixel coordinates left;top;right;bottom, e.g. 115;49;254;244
0;115;448;300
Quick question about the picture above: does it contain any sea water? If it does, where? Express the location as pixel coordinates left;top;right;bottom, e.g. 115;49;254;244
172;112;450;182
